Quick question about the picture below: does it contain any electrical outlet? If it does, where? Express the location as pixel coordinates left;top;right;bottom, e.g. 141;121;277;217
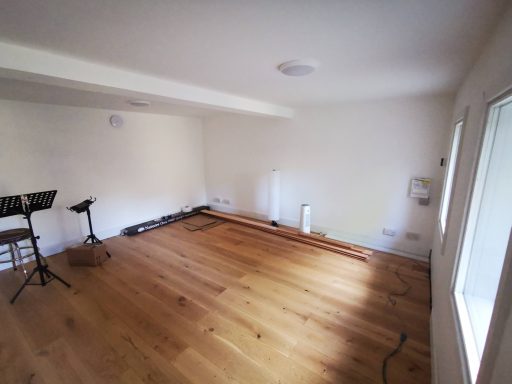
383;228;396;237
406;232;420;241
212;197;221;203
221;198;230;205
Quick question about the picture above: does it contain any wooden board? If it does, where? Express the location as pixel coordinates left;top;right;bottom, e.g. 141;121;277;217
298;232;373;256
275;225;372;255
201;210;369;261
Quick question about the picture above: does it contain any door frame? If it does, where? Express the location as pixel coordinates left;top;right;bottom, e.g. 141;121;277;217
449;87;512;383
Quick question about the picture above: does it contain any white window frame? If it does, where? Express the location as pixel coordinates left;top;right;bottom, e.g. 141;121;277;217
450;90;512;384
439;110;466;251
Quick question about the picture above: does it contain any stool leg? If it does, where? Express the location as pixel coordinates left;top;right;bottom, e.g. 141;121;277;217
8;243;17;271
13;243;28;279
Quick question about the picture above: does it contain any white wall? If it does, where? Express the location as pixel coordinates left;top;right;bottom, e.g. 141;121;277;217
430;4;512;384
0;100;206;266
203;95;453;259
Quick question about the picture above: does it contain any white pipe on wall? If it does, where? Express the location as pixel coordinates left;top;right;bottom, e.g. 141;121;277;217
268;169;280;222
299;204;311;234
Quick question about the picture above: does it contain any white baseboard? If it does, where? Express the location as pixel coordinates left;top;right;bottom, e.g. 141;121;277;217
326;232;429;262
0;207;214;271
208;203;429;262
1;204;429;271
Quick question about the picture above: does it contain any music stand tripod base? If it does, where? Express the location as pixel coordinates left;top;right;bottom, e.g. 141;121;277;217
69;198;111;258
0;190;71;304
10;264;71;304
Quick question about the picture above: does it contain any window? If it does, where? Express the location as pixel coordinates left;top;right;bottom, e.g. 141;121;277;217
439;119;463;240
453;94;512;382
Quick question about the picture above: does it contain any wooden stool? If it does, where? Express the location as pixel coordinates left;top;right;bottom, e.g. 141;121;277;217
0;228;36;278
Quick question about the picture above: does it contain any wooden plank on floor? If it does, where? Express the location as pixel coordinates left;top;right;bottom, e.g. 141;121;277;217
201;210;369;260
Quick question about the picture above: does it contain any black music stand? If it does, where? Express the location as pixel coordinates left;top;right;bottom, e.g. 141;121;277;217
67;197;111;258
0;190;71;304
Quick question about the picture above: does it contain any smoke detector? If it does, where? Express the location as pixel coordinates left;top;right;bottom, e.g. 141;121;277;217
109;114;124;127
278;59;319;76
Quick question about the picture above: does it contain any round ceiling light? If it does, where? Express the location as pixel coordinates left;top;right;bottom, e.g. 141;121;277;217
128;100;151;107
278;59;319;76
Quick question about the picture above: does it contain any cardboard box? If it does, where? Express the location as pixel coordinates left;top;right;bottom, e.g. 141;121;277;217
67;243;109;266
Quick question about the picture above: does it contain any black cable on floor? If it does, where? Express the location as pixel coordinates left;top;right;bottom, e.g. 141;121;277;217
382;260;426;382
387;260;423;306
382;332;408;384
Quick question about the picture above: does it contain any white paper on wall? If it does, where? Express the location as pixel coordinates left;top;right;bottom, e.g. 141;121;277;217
410;178;431;198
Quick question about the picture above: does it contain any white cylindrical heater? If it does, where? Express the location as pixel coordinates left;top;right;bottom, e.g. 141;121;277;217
299;204;311;234
268;169;280;225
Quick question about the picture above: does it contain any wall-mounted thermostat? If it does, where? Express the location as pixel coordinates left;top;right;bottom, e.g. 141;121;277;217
409;178;431;199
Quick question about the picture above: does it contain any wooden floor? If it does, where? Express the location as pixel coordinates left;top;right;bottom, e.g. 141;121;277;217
0;218;431;383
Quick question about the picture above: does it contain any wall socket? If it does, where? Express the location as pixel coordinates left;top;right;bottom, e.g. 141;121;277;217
383;228;396;237
212;197;221;203
406;232;421;241
221;198;230;205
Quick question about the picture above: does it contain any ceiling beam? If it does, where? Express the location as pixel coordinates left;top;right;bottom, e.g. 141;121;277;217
0;42;294;118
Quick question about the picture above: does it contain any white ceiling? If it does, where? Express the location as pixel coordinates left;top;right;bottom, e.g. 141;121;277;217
0;0;508;108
